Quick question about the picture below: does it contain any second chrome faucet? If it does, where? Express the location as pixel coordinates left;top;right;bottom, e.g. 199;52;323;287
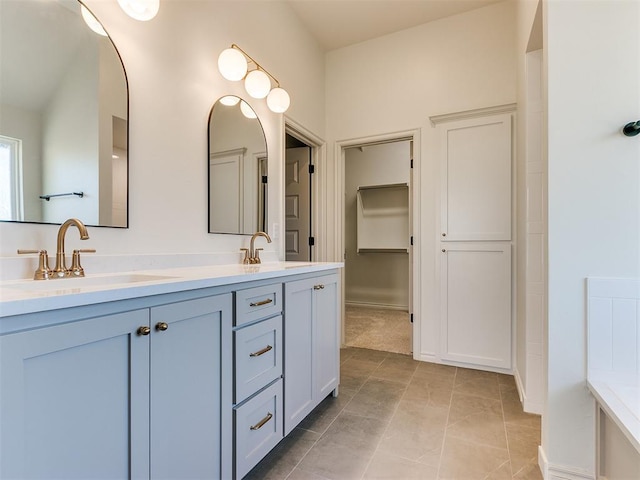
241;231;272;264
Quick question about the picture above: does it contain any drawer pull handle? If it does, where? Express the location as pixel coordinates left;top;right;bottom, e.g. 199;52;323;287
249;298;273;307
137;326;151;336
313;284;325;290
250;412;273;431
249;345;273;357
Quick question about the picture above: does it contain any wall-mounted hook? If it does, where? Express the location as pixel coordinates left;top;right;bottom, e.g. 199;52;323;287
622;121;640;137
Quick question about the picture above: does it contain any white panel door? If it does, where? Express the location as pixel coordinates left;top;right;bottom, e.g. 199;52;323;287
285;146;310;261
440;114;512;241
440;243;512;369
210;151;243;233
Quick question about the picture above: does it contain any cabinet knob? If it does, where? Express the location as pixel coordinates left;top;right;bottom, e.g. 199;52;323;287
313;284;325;290
137;326;151;336
155;322;169;332
442;249;446;253
442;233;447;237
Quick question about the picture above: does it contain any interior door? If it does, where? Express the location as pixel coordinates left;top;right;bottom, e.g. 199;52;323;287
285;146;311;261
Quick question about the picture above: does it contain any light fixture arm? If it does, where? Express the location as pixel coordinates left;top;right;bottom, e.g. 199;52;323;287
230;44;281;87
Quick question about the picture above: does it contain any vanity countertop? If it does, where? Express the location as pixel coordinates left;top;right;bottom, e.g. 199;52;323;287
0;262;343;318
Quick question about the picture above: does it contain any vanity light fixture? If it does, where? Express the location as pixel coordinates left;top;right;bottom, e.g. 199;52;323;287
220;95;241;106
217;44;290;113
117;0;159;21
80;5;108;36
240;101;258;119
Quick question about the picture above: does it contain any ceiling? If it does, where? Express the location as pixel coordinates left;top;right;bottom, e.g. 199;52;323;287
286;0;506;51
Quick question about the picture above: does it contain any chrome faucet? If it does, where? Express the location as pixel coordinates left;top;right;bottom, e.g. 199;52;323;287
53;218;90;278
242;231;272;264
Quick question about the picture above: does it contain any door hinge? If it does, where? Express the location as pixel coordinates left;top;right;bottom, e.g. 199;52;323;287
410;313;414;323
410;236;413;246
262;175;268;184
410;159;413;168
309;236;315;246
309;164;315;174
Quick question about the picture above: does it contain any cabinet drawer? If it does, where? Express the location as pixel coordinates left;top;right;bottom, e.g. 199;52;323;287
235;283;282;326
234;379;283;479
234;315;282;403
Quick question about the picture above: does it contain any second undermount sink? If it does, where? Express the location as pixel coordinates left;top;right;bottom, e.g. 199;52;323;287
4;273;177;292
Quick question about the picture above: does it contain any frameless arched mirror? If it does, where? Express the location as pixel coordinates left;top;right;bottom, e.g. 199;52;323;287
0;0;128;227
208;96;267;234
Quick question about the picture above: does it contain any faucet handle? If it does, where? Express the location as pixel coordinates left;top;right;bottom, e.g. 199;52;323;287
17;249;52;280
240;248;251;264
253;248;264;264
70;249;96;277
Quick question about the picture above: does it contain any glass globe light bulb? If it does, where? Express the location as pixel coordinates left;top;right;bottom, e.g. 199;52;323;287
267;87;290;113
117;0;160;21
218;48;247;82
240;101;257;119
220;96;240;106
244;70;271;99
81;6;108;36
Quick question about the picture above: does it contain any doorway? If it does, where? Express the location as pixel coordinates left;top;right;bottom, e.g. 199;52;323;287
343;139;413;355
285;134;313;261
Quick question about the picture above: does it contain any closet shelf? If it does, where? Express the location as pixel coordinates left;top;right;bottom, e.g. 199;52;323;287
356;183;409;253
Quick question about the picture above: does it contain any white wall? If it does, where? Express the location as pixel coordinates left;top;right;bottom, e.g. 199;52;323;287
326;0;517;358
0;0;325;270
0;104;43;222
344;141;410;308
542;0;640;476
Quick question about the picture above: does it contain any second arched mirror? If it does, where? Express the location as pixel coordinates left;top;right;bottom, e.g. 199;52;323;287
208;96;267;234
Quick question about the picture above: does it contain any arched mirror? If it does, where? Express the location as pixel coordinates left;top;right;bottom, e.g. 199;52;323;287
208;96;267;234
0;0;128;227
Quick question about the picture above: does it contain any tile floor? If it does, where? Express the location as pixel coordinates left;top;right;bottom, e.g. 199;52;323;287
345;306;412;355
245;347;543;480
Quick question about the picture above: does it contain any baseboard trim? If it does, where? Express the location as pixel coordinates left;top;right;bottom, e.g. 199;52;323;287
345;301;408;311
539;446;595;480
514;368;543;415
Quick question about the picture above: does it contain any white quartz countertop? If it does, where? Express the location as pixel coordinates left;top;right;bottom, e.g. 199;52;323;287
0;261;343;318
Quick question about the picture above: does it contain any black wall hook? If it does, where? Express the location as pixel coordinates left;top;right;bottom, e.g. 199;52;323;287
622;121;640;137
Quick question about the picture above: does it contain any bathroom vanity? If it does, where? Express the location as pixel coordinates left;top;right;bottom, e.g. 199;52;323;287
0;262;341;479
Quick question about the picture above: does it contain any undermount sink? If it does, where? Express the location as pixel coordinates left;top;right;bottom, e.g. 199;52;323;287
4;273;177;292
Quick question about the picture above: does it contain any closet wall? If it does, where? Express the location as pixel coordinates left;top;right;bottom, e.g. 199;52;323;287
344;141;410;309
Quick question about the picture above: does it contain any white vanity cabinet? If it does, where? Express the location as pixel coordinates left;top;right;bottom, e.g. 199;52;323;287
284;273;340;435
0;293;231;480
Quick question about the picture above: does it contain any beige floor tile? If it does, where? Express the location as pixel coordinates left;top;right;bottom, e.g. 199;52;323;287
363;451;438;479
446;393;507;450
296;435;374;480
500;384;542;430
344;377;406;421
297;390;353;435
319;410;388;453
512;461;544;480
370;354;418;385
376;400;447;467
286;467;331;479
438;435;510;480
244;428;321;480
453;368;501;400
403;375;454;409
413;361;457;380
505;423;541;474
448;391;503;422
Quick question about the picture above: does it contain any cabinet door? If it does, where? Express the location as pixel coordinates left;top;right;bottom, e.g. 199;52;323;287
440;243;511;369
0;309;150;480
314;274;340;400
150;294;231;480
284;277;315;435
439;113;512;241
284;273;340;435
